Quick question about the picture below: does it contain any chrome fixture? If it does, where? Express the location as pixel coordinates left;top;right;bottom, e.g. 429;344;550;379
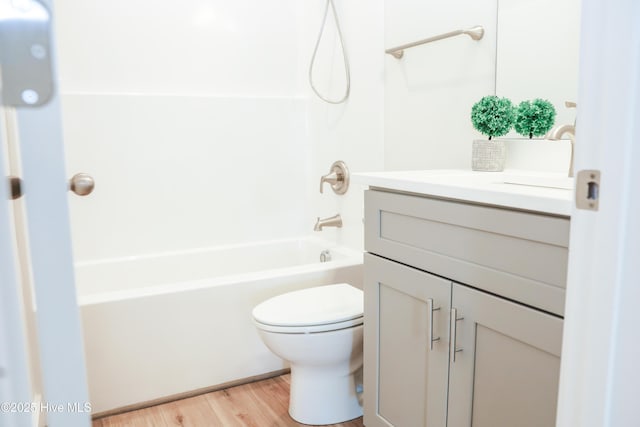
546;123;575;140
69;173;95;196
320;160;350;194
385;25;484;59
449;308;464;363
427;298;441;351
320;250;332;263
314;214;343;231
545;101;577;177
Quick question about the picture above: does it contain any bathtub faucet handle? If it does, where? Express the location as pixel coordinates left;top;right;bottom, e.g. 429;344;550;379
319;161;349;195
319;171;339;193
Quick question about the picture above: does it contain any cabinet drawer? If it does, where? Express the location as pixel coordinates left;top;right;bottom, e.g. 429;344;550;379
365;189;570;316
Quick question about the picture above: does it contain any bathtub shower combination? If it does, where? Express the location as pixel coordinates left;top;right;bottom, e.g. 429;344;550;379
76;237;362;414
52;0;369;417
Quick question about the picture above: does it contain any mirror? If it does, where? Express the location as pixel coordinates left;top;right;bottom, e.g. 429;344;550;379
495;0;581;138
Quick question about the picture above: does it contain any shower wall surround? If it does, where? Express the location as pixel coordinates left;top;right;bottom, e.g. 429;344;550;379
302;0;385;250
54;1;302;96
61;95;307;261
54;0;384;262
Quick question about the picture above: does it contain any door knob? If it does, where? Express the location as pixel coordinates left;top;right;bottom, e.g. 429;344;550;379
69;173;95;196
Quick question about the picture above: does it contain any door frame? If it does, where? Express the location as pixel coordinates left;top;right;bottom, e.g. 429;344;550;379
0;113;33;427
0;0;91;425
557;0;640;426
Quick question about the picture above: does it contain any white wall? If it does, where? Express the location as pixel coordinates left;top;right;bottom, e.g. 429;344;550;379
496;0;581;136
384;0;497;171
61;95;308;261
55;0;310;262
383;0;581;171
301;0;385;251
54;0;385;261
54;0;302;97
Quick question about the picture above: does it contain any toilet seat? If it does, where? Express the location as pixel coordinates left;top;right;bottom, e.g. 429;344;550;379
254;316;363;334
252;284;363;334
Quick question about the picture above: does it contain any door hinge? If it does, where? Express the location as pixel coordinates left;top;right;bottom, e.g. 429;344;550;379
0;0;54;107
8;175;22;199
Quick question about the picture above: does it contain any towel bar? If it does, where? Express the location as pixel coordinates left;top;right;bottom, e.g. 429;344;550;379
385;25;484;59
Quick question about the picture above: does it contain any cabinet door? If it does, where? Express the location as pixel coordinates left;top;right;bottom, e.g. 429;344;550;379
447;283;563;427
364;254;451;427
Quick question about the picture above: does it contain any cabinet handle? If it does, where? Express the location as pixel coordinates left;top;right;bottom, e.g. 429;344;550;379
427;298;441;350
450;308;464;362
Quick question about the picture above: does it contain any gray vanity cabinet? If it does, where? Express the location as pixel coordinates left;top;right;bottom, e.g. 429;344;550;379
447;282;562;427
363;253;450;427
363;189;569;427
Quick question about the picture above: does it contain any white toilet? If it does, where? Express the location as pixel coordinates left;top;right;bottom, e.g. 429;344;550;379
252;283;364;425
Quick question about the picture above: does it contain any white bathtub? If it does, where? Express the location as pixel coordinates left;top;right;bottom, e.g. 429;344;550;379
76;237;363;414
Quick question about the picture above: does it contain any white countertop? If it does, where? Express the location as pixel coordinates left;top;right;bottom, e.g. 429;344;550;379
353;169;573;216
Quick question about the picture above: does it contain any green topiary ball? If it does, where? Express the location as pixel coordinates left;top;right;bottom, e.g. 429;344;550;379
514;99;557;139
471;96;515;140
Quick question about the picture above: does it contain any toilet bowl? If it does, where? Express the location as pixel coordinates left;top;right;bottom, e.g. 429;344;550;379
252;283;364;425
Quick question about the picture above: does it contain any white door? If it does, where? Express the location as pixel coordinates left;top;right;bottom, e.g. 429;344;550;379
0;0;91;426
557;0;640;426
0;117;33;427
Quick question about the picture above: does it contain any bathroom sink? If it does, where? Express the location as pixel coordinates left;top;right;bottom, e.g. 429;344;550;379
502;172;574;190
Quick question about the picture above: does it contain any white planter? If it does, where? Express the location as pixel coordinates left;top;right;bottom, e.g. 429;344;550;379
472;139;506;171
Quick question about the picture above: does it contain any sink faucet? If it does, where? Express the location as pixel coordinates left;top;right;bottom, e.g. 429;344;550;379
545;101;577;177
314;214;343;231
546;123;575;141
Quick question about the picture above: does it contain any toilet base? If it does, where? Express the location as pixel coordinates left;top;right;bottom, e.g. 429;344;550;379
288;364;363;425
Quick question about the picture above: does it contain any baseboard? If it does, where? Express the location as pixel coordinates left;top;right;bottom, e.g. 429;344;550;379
91;369;290;420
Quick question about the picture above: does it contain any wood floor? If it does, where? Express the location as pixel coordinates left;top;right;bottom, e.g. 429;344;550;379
92;374;364;427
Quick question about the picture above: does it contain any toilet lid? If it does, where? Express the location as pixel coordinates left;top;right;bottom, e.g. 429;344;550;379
252;283;363;327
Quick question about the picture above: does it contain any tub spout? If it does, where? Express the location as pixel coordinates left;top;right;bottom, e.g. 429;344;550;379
314;214;343;231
